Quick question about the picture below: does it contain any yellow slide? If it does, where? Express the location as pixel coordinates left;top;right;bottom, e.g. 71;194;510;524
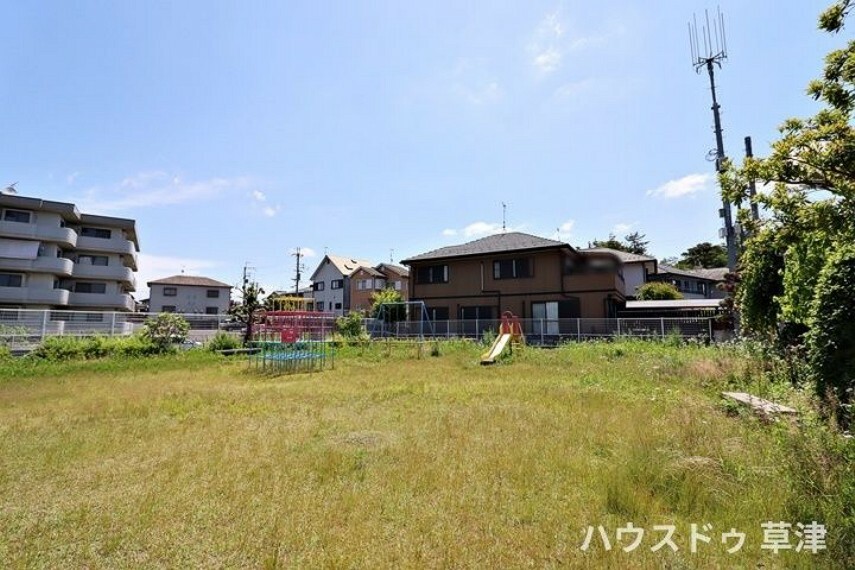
481;333;512;365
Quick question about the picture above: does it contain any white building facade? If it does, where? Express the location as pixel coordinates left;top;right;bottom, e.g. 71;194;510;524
147;275;232;314
0;194;139;311
309;254;373;316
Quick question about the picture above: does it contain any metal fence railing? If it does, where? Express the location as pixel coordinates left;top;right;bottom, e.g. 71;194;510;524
0;309;718;348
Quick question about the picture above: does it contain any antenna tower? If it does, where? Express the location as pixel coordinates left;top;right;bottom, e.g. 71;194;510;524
689;7;737;272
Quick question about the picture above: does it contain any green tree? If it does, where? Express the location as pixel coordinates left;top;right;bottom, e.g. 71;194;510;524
230;281;264;344
624;231;650;255
370;288;405;322
675;242;728;269
591;233;626;251
636;282;683;300
720;0;855;421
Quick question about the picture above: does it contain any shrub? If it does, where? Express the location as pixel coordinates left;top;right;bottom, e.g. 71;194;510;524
806;244;855;425
142;313;190;349
0;344;12;362
32;336;86;361
208;331;241;352
636;282;683;300
336;312;366;338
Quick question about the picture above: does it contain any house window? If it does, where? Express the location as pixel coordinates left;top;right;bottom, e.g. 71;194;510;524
428;307;449;321
2;209;31;223
80;227;111;239
205;306;219;315
0;273;24;287
78;255;109;266
313;282;325;291
331;279;344;290
334;302;342;310
416;265;449;284
317;301;325;311
393;280;402;291
161;305;176;313
459;306;494;320
85;313;104;322
206;289;220;298
163;287;177;297
74;282;107;294
493;258;532;279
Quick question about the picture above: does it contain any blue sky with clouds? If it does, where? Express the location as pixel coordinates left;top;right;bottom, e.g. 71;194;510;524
0;1;841;296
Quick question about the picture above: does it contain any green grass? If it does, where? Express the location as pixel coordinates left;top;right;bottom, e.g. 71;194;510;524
0;341;849;568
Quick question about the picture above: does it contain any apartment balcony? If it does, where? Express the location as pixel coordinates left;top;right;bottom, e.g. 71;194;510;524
67;292;135;312
0;287;70;305
72;263;137;289
0;256;74;277
76;235;136;256
0;221;77;248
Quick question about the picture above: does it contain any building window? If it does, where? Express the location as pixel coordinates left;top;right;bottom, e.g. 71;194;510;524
85;313;104;322
416;265;449;284
74;282;107;294
2;209;31;223
205;306;218;315
313;282;325;291
428;307;449;321
80;227;112;239
206;289;220;298
393;281;402;291
493;258;532;279
0;273;24;287
459;306;494;320
317;301;325;311
163;287;177;297
78;255;109;266
335;302;342;310
331;279;344;290
161;305;176;313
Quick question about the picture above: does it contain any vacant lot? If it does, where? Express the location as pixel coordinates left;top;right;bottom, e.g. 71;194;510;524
0;342;846;568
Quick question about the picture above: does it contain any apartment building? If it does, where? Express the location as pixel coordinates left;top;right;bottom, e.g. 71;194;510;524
0;194;139;311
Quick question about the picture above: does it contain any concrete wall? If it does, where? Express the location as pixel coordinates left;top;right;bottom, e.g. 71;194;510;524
150;284;231;314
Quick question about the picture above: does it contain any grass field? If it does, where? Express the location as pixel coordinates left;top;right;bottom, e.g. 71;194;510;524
0;341;849;568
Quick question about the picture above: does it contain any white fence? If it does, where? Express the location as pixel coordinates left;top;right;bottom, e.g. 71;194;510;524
0;309;720;349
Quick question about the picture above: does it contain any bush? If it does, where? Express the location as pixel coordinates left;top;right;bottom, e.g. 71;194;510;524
0;344;12;362
806;245;855;425
636;282;683;300
32;336;86;361
207;331;241;352
142;313;190;349
31;334;169;361
336;312;366;338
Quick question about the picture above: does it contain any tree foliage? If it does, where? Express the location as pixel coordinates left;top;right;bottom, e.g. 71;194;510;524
591;231;650;255
142;313;190;349
636;282;683;301
675;242;728;269
720;0;855;422
230;281;264;344
370;288;405;322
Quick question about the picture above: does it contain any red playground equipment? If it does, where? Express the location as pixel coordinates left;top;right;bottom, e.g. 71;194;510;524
255;310;336;343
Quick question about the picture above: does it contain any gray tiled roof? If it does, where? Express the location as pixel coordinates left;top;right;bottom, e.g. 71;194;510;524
147;275;232;288
657;265;728;281
401;232;569;263
579;247;656;263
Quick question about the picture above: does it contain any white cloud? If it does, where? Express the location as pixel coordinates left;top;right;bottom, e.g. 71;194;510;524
557;219;575;241
252;189;266;202
646;173;713;199
553;79;594;100
533;48;562;74
300;247;317;258
66;172;80;185
450;58;503;105
135;253;221;299
442;229;458;237
78;171;253;213
262;205;280;218
441;221;525;239
613;221;637;234
527;10;622;76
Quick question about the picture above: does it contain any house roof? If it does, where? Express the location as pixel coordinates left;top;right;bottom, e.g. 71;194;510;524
657;265;727;281
310;254;374;280
401;232;570;263
355;266;384;277
147;275;232;288
376;263;409;277
626;299;723;310
579;247;656;264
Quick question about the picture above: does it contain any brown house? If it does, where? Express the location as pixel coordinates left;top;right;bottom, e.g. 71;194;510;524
349;263;410;313
401;232;625;325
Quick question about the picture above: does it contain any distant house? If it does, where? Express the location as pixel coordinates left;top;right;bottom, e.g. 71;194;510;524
349;263;410;313
401;232;625;327
309;254;373;316
652;265;728;299
147;275;232;314
266;286;315;311
579;247;657;299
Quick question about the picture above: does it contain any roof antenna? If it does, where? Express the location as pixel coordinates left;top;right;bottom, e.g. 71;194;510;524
502;202;507;232
389;248;394;263
2;182;18;195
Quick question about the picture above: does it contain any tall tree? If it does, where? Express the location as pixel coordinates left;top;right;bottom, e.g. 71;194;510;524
675;242;728;269
591;233;627;252
624;231;650;255
230;281;264;345
721;0;855;424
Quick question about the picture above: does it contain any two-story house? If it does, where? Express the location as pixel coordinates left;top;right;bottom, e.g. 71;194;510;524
0;193;139;311
349;263;410;313
653;265;728;299
401;232;625;331
309;254;373;315
579;247;657;299
147;275;232;314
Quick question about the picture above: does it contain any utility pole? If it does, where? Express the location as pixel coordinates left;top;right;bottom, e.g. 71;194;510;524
744;136;760;222
690;8;737;273
502;202;507;232
291;248;304;294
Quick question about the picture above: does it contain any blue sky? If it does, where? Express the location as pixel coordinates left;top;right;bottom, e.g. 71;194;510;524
0;1;841;297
